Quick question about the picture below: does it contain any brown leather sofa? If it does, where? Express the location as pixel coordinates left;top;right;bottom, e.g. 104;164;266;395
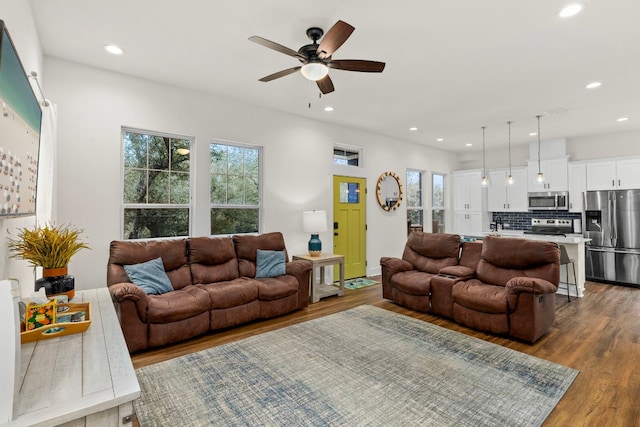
107;232;312;353
381;233;560;343
380;232;461;313
452;235;559;343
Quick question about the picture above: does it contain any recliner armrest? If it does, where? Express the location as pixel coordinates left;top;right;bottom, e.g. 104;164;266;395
380;257;414;275
109;282;149;322
285;259;313;278
506;277;558;295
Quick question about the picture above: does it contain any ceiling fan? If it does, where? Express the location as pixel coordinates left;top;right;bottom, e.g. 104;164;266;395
249;20;385;94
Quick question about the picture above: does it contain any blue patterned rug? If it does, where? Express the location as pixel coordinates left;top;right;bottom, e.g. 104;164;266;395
134;306;578;426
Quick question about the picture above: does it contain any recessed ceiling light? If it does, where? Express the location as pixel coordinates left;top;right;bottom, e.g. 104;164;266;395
104;44;123;55
559;3;583;18
436;138;444;142
617;117;629;122
409;127;418;131
465;143;473;147
529;132;538;136
586;81;602;89
324;106;334;112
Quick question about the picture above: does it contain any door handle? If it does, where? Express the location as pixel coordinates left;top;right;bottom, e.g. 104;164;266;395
334;233;339;236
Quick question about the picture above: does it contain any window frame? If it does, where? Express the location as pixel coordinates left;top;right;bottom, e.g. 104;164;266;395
121;127;194;240
333;143;363;167
406;169;425;229
431;172;446;233
209;139;263;236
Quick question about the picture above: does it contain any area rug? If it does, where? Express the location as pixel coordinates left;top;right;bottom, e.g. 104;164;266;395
134;306;578;426
335;277;379;289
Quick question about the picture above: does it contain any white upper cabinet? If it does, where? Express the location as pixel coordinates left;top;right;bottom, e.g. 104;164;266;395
586;158;640;190
527;158;569;192
487;167;528;212
453;170;483;212
568;162;587;213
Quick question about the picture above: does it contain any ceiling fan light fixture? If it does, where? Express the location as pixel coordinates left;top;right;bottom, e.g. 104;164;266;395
301;62;329;81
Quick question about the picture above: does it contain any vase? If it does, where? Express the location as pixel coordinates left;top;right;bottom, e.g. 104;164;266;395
35;267;75;300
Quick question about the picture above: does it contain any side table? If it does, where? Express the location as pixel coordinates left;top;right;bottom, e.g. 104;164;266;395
292;253;345;303
8;288;140;427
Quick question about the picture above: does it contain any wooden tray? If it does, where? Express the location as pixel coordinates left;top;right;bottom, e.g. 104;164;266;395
21;302;92;344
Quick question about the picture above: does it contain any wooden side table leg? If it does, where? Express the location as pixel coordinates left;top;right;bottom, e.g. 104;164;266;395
338;260;345;296
310;265;318;303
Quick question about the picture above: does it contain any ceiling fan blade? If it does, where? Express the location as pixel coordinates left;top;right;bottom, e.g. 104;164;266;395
328;60;386;73
317;20;355;59
316;75;335;94
248;36;306;59
258;66;301;82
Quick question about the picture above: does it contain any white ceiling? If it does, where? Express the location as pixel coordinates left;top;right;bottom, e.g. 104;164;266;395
29;0;640;153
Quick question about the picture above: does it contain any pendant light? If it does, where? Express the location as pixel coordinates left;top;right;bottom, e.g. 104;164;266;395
481;126;488;186
536;115;545;183
507;121;514;185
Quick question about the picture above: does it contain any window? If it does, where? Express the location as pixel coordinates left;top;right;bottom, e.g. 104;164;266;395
210;141;261;234
406;170;424;228
122;128;191;239
432;173;445;233
333;145;361;166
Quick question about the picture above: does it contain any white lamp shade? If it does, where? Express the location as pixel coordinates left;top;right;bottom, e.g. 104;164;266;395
303;210;328;233
300;63;329;81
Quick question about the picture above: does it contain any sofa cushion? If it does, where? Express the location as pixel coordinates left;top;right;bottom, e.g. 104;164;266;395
197;278;259;309
255;249;286;278
452;280;509;314
146;285;211;323
253;275;299;301
233;232;289;277
189;236;240;284
124;257;173;295
402;232;460;274
108;238;191;290
391;270;433;296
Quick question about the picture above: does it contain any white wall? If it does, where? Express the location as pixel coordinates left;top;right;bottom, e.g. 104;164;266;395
44;57;460;287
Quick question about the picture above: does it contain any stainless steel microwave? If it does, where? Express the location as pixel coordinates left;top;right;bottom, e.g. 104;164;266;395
528;191;569;210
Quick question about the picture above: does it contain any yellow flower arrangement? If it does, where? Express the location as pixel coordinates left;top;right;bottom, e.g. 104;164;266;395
7;223;90;268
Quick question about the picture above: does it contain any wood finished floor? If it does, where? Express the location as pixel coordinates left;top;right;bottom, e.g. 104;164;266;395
131;279;640;427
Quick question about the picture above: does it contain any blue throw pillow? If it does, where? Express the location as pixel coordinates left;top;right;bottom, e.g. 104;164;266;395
124;257;174;295
255;249;286;278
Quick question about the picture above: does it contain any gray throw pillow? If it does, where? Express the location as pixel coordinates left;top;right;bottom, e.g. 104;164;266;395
124;257;173;295
255;249;286;278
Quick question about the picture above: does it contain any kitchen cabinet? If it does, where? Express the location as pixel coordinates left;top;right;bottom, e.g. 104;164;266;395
527;158;569;192
487;167;528;212
452;169;488;236
586;158;640;190
568;162;586;213
453;170;483;211
454;212;483;236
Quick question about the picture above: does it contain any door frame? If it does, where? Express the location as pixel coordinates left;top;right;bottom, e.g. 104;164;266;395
330;164;370;278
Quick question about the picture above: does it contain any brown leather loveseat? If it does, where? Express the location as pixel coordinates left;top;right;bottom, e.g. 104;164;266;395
381;232;560;343
107;232;312;353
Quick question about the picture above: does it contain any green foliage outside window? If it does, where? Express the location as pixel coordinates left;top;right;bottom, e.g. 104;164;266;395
210;142;261;235
122;130;191;239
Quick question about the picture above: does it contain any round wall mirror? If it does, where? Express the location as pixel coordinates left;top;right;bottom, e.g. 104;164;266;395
376;171;403;211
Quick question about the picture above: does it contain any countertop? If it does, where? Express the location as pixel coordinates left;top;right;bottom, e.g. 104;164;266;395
481;230;591;244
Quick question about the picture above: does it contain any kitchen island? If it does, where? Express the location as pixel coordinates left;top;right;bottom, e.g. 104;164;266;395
481;231;590;298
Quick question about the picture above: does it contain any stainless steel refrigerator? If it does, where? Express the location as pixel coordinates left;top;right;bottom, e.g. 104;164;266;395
584;189;640;286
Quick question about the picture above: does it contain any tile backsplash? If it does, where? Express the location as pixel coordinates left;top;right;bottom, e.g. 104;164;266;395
491;211;582;231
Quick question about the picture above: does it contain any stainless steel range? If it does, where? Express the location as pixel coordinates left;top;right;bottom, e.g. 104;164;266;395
523;218;573;236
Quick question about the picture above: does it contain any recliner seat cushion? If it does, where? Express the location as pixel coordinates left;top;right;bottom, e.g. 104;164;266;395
147;285;211;323
391;271;434;296
453;280;509;314
254;275;299;301
197;278;259;309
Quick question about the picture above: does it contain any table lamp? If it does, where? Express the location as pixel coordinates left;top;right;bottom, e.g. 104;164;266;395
302;210;328;256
